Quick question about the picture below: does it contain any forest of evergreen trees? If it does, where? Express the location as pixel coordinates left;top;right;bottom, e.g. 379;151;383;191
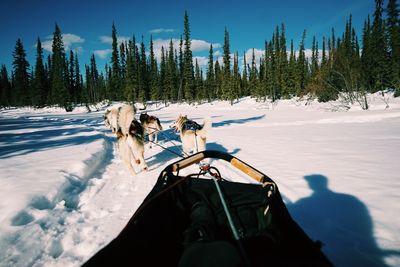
1;0;399;111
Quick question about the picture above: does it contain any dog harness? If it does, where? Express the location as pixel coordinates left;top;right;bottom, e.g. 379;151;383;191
182;120;203;132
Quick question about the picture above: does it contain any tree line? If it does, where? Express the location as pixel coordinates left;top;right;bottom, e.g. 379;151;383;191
1;0;399;111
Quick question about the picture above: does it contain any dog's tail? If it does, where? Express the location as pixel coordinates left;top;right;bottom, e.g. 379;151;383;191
156;118;163;131
196;117;212;139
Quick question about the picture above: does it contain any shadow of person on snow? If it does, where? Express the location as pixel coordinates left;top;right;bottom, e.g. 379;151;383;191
287;174;392;267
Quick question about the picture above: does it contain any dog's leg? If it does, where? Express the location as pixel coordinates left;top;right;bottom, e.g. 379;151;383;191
148;133;153;149
139;151;148;171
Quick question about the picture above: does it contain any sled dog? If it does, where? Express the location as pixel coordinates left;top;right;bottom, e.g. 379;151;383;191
118;104;136;136
139;113;163;148
126;119;148;172
171;115;212;156
116;129;140;176
104;104;136;135
104;105;121;133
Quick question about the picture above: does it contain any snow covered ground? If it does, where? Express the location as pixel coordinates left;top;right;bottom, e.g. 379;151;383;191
0;93;399;267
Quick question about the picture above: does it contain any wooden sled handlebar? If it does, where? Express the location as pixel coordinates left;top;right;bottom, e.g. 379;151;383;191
169;150;269;183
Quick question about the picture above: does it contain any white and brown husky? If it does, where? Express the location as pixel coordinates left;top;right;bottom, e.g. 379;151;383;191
104;104;136;135
139;113;163;148
171;115;212;156
116;119;148;176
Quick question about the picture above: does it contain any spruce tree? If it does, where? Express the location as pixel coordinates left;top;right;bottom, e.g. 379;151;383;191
74;52;82;103
222;27;231;99
138;38;148;103
167;40;178;102
178;36;184;101
279;24;289;99
0;65;11;107
206;44;215;101
50;24;71;110
297;30;308;95
159;46;167;102
33;38;47;107
110;22;121;100
242;51;248;96
68;50;75;103
149;35;160;101
214;59;222;98
362;16;373;91
231;51;241;103
287;39;297;97
124;39;136;103
183;11;195;102
370;0;390;92
387;0;400;94
12;38;30;106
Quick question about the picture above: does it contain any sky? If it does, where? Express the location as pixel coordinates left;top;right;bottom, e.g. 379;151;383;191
0;0;375;74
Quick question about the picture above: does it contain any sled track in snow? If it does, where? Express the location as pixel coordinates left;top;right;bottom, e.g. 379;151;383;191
0;115;117;266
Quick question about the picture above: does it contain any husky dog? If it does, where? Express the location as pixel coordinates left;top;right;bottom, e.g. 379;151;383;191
118;104;136;136
139;113;163;148
104;104;136;135
104;105;121;133
116;129;140;176
171;115;212;156
125;119;148;172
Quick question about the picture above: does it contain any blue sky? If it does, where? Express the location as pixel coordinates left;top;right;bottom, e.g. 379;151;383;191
1;0;375;74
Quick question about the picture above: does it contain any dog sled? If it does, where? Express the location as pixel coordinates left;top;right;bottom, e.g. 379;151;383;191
83;150;332;267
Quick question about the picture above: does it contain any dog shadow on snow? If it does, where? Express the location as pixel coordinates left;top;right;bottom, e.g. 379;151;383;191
212;114;265;128
287;174;399;267
145;128;240;170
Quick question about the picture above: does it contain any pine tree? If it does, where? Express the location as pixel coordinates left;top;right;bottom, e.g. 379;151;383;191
370;0;390;92
74;52;82;103
231;51;241;103
49;24;71;110
214;59;222;98
149;35;160;101
124;38;137;103
0;65;11;107
205;44;215;101
249;48;259;98
183;11;195;102
110;22;121;100
119;41;126;82
138;38;148;103
68;50;76;103
33;38;47;107
222;27;231;99
362;16;373;91
159;46;167;103
311;36;319;76
297;30;308;95
387;0;400;93
178;36;184;101
279;24;289;99
242;51;248;96
167;39;178;102
287;39;297;97
194;58;203;101
12;38;30;106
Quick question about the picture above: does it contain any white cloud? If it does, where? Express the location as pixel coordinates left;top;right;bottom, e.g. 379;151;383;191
149;28;176;34
93;49;112;59
191;39;221;52
99;35;130;45
40;33;85;53
214;50;222;58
